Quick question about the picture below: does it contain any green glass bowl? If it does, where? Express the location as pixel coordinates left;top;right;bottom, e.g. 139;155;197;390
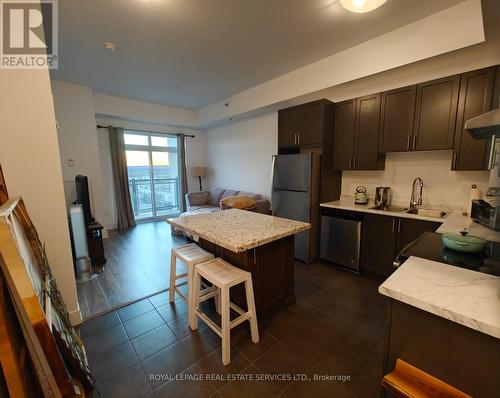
442;233;487;253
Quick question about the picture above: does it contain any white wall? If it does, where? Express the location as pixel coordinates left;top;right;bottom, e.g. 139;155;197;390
0;71;81;324
341;151;489;209
51;81;108;235
205;112;277;199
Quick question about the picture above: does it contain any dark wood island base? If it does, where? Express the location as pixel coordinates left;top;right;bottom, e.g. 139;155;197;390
198;235;295;316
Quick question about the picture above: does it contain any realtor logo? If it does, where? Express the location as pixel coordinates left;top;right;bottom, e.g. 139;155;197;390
1;0;58;69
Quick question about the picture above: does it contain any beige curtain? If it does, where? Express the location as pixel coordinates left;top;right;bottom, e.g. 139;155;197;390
177;134;188;212
108;127;136;230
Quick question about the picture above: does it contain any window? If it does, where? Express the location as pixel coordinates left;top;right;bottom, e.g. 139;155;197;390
124;131;180;220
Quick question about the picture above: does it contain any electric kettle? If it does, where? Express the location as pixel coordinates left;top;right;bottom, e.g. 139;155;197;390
354;186;368;204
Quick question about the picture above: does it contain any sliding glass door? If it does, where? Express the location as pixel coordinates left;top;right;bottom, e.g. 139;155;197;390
124;131;180;221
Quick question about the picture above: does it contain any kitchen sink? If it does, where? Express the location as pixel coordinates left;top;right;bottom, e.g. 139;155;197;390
407;208;448;219
370;206;448;219
370;205;409;213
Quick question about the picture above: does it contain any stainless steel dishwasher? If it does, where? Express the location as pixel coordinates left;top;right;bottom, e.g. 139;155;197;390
320;207;363;272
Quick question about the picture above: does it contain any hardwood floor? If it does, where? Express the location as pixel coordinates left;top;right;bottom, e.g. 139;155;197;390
77;221;187;320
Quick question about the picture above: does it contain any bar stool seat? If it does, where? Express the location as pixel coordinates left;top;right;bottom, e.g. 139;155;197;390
169;243;216;322
190;257;259;366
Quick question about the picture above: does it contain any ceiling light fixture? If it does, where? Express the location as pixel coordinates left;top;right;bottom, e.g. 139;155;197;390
340;0;387;13
103;42;118;53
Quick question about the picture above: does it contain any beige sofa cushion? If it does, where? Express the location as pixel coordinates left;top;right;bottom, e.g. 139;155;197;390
220;196;256;210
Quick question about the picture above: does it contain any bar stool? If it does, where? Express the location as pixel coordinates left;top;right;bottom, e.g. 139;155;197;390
190;257;259;366
169;243;216;323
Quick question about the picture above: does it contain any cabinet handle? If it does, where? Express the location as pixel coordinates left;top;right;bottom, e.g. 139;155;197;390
392;218;396;233
297;132;300;145
353;155;356;169
488;135;496;170
406;136;411;151
452;152;457;169
294;133;297;145
397;219;401;234
412;135;417;150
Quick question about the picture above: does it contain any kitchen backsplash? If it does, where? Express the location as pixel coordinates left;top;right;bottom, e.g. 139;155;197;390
341;150;489;210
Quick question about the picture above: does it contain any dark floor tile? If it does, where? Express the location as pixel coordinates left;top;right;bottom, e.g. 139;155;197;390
197;346;251;389
151;363;217;398
283;375;355;398
79;311;121;339
123;310;165;340
156;300;188;323
118;299;155;322
231;328;279;363
281;300;319;323
259;310;302;340
218;364;281;398
83;323;129;358
254;341;317;390
167;313;205;340
148;291;170;309
131;324;179;361
89;342;138;382
179;327;221;362
97;363;152;398
142;341;197;389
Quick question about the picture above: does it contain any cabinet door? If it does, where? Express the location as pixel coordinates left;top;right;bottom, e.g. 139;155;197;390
453;67;496;171
361;214;398;277
333;99;356;170
396;218;441;254
379;85;416;153
354;93;383;170
299;102;325;146
278;108;299;148
413;75;460;151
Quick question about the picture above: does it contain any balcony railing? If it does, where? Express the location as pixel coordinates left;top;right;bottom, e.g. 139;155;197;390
128;177;179;219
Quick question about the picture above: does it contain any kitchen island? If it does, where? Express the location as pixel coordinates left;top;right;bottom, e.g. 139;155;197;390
167;209;310;315
379;257;500;397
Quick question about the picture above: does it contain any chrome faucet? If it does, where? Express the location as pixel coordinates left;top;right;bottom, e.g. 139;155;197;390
409;178;424;213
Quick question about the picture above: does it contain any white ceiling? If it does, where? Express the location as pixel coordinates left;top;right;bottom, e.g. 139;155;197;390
50;0;463;109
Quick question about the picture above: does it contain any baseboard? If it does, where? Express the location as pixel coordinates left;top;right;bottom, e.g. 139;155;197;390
69;308;83;326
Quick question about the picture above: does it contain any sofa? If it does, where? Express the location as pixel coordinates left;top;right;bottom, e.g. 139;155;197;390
185;188;271;215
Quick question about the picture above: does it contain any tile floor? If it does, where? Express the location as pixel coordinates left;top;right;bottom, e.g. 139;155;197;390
81;260;388;398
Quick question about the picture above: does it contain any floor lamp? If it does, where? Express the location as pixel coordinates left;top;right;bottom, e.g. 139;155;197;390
192;167;206;191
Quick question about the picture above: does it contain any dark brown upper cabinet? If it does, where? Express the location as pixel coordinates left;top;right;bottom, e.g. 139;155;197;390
413;75;460;151
278;108;299;148
379;85;417;153
333;99;356;170
333;94;384;170
452;67;496;171
278;99;332;148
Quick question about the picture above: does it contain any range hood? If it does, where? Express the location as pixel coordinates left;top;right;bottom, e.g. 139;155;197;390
465;108;500;139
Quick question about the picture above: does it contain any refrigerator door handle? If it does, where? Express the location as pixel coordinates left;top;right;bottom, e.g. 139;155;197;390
271;155;277;190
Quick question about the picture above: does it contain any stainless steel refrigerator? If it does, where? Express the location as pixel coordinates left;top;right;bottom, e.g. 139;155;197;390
272;153;320;263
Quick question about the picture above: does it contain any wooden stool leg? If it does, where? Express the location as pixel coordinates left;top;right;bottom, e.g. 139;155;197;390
187;262;194;330
221;287;231;366
190;268;201;330
245;278;259;344
169;249;177;303
214;287;220;314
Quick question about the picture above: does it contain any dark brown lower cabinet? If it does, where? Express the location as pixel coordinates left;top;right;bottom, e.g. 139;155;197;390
361;214;440;277
361;214;398;277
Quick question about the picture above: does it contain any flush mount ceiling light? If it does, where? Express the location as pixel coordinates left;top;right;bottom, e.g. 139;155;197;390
340;0;387;13
103;42;118;53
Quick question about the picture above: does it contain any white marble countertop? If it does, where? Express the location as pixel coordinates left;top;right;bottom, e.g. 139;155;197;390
379;256;500;339
167;209;310;253
321;196;500;242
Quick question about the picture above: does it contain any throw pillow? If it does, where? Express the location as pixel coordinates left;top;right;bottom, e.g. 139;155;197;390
220;196;256;210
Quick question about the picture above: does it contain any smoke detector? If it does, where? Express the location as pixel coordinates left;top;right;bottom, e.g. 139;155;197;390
103;42;118;53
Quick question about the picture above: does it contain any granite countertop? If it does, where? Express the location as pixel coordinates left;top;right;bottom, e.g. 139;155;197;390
321;196;500;242
167;208;310;253
379;256;500;339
